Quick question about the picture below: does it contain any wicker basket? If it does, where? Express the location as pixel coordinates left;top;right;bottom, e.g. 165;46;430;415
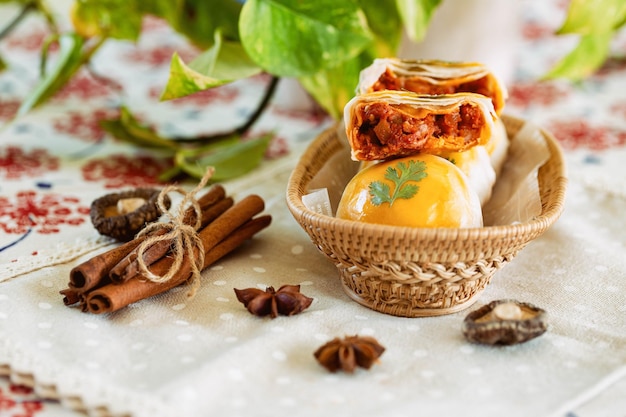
286;115;567;317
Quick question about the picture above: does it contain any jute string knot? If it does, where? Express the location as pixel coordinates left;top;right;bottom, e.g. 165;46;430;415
135;167;215;297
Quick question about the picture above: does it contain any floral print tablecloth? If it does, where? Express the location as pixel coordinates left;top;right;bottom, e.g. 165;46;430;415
1;1;625;417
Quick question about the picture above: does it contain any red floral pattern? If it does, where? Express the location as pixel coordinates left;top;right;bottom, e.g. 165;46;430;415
0;146;59;180
507;81;569;108
81;154;172;188
124;45;197;67
264;135;289;159
0;191;89;235
53;71;117;101
0;385;44;417
53;108;119;142
272;105;329;126
0;99;20;121
521;22;554;41
9;385;33;396
0;388;16;410
4;27;56;52
548;119;626;150
610;101;626;119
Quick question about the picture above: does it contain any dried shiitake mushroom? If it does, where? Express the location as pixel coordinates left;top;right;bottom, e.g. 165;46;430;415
90;188;169;241
462;299;547;345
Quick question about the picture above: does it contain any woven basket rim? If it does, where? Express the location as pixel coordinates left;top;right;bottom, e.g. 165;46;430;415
286;114;567;242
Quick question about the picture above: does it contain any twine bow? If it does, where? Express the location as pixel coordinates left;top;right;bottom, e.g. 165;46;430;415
135;167;215;297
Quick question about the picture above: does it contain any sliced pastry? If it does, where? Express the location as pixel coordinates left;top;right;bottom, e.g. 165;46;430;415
357;58;508;115
343;90;496;161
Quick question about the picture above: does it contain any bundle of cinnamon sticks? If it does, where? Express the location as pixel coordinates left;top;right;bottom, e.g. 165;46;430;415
60;184;271;314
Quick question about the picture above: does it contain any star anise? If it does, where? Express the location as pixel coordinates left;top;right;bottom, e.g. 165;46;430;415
314;335;386;373
234;284;313;318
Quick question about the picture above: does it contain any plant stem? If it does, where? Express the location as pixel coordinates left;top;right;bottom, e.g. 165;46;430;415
33;0;59;34
174;75;281;143
235;75;280;136
0;1;36;40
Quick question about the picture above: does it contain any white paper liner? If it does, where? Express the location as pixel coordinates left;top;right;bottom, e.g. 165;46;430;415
482;121;549;225
301;189;333;216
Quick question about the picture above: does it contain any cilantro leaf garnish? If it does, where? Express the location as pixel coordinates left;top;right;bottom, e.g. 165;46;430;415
368;160;427;206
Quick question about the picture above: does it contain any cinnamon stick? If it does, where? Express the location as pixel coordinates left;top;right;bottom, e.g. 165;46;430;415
85;251;191;314
201;215;272;268
60;288;82;306
67;186;224;292
197;194;266;254
68;236;147;292
181;184;226;224
115;194;264;283
83;214;271;314
109;196;234;283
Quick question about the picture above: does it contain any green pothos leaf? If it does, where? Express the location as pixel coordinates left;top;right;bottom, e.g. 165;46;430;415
298;50;375;119
100;106;180;151
0;55;6;73
175;133;272;181
395;0;442;42
357;0;404;57
100;106;271;182
557;0;626;34
239;0;373;77
296;0;441;117
141;0;242;49
17;33;85;116
544;32;614;81
547;0;626;81
160;30;261;101
71;0;142;40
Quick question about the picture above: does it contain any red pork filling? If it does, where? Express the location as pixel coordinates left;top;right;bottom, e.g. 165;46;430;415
371;69;496;109
355;102;484;160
